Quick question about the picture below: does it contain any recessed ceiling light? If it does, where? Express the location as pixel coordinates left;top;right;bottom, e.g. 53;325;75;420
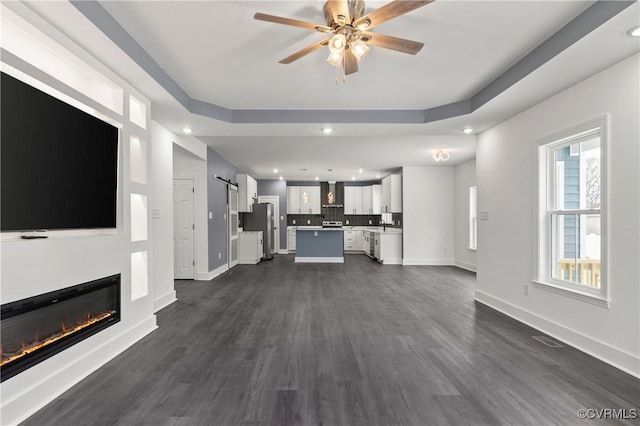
315;176;319;181
182;127;192;134
321;127;333;134
352;176;356;181
376;174;380;179
273;168;278;173
628;25;640;37
462;128;474;134
279;176;283;180
358;168;363;173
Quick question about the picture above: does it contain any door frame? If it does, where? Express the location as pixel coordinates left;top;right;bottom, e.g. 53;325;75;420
173;178;195;279
228;185;239;269
258;195;280;254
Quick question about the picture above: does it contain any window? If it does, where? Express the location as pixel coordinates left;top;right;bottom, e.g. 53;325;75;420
536;117;607;302
469;186;477;250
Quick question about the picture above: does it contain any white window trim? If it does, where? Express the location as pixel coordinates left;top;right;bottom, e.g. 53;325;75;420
533;115;609;307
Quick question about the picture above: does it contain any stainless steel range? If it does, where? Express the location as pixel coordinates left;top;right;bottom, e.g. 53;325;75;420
322;221;343;228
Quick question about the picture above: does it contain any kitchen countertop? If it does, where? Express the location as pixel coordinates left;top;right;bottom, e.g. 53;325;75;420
288;225;402;234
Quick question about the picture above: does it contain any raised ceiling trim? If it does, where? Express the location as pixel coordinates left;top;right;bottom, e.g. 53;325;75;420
70;0;634;124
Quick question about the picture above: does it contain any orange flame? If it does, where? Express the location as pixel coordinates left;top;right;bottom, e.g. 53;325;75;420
1;311;113;367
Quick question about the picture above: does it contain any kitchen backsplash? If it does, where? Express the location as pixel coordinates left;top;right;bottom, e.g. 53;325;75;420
287;213;403;228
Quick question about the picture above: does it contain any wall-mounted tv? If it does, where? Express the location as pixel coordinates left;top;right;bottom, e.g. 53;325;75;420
1;72;119;232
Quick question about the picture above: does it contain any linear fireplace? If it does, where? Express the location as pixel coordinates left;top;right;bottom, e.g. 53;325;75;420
1;274;121;382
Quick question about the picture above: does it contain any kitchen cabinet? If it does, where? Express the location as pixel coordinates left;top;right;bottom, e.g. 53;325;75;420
287;186;320;214
375;232;403;264
237;174;257;212
287;186;301;214
371;184;382;214
287;228;296;251
343;229;362;251
381;174;402;213
344;186;364;215
362;186;372;214
238;231;263;264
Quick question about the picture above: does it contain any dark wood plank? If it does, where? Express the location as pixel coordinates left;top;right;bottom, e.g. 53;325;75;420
22;255;640;425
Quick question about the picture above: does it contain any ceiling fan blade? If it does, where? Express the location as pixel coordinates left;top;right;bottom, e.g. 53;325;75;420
279;38;331;64
254;13;332;33
362;32;424;55
343;49;359;75
324;0;350;26
355;0;434;31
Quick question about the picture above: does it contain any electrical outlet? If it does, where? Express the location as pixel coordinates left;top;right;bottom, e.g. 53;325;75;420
292;220;296;224
524;284;529;296
369;220;372;225
224;213;227;220
280;216;284;221
307;220;311;224
209;212;212;219
346;220;350;225
218;253;221;259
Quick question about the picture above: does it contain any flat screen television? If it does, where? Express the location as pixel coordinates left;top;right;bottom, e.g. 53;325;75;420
1;72;119;232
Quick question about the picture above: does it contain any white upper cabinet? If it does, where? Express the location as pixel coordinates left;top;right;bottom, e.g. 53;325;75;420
381;174;402;213
344;186;365;215
362;186;372;214
287;186;301;214
237;174;258;212
287;186;320;214
371;184;382;214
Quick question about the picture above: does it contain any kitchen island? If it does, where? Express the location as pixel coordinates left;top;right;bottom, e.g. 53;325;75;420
295;227;344;263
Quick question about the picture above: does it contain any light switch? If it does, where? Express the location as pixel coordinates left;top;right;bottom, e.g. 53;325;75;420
280;215;284;221
314;231;318;236
480;210;489;220
152;208;161;219
224;213;227;220
208;212;213;220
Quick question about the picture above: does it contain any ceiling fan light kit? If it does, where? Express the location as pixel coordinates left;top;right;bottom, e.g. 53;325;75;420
254;0;433;79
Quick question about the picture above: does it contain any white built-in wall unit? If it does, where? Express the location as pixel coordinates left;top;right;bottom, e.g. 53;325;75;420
0;3;157;424
454;160;477;272
476;54;639;377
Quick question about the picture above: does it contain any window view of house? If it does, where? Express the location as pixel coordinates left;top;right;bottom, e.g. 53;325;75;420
551;134;601;288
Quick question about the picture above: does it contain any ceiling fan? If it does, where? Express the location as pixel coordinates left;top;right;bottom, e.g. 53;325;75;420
254;0;434;76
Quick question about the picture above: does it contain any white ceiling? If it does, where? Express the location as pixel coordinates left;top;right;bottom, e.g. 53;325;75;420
21;1;640;181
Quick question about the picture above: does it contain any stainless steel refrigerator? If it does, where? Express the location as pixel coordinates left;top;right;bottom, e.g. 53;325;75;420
242;203;274;260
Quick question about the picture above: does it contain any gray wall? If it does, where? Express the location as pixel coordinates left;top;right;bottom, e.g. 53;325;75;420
257;180;287;251
207;147;242;271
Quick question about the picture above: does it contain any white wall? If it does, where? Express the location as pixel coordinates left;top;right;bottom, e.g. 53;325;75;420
173;144;210;277
150;122;176;311
476;54;640;376
402;166;455;265
454;159;477;272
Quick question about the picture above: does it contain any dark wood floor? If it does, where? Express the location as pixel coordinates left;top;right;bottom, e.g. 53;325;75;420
25;255;639;425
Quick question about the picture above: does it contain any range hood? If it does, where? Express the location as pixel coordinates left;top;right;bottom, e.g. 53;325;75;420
322;181;343;208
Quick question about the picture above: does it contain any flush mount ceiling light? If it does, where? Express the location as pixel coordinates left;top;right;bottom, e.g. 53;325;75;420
628;25;640;37
254;0;433;80
182;127;192;134
433;150;450;162
462;128;474;134
321;127;333;134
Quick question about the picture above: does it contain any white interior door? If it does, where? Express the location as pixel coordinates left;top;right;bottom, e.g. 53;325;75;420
173;179;194;279
258;195;279;254
229;185;239;268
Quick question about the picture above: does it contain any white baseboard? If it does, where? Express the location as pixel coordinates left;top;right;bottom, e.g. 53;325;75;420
1;316;158;426
295;257;344;263
197;263;228;281
153;290;177;313
402;258;454;266
277;249;288;255
382;257;403;265
454;260;477;272
475;290;640;378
